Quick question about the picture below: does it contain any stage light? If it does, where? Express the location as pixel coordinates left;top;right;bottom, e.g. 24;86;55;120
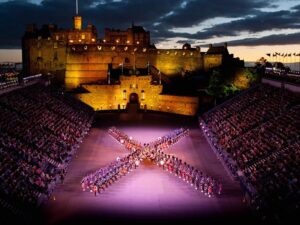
135;160;140;166
129;136;133;140
160;160;164;165
120;139;124;144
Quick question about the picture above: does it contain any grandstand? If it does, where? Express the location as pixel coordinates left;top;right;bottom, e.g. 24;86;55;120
201;82;300;223
0;83;94;221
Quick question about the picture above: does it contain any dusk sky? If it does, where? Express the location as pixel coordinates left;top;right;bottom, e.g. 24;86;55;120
0;0;300;63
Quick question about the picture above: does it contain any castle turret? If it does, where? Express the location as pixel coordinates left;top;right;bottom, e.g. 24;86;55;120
73;0;81;30
73;15;82;30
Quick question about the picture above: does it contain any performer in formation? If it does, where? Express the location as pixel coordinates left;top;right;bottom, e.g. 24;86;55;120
81;127;222;197
153;149;221;197
81;150;142;195
108;127;143;151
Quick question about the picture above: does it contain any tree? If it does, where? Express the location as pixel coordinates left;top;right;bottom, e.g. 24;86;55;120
233;68;259;89
255;57;271;76
206;69;225;106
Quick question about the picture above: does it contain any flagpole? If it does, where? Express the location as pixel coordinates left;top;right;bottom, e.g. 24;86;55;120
271;53;273;64
76;0;78;15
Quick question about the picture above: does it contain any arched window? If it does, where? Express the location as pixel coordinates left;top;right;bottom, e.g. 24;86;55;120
125;57;130;63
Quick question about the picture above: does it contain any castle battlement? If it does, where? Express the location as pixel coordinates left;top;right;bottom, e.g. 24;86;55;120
22;14;244;90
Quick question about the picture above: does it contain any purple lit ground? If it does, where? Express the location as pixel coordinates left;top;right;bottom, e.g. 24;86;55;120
41;112;257;225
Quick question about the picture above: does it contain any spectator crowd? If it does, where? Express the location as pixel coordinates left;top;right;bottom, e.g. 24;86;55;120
201;84;300;222
0;84;94;215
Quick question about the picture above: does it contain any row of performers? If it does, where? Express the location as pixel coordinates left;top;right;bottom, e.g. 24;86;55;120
144;128;190;151
81;150;142;195
108;127;190;152
108;127;142;151
153;150;222;197
81;149;222;197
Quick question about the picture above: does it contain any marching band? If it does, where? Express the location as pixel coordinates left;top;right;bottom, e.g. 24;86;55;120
81;127;222;197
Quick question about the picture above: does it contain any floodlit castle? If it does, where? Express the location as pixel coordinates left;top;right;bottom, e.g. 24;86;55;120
22;1;243;116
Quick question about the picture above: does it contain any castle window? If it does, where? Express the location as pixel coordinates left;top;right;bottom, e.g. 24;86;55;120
123;90;126;100
55;35;59;41
53;42;58;49
141;90;145;100
81;34;85;40
125;58;130;63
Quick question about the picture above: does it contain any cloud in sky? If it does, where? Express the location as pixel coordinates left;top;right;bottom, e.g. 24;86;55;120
0;0;299;48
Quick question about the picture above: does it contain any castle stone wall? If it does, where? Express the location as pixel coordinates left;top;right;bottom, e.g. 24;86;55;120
64;46;204;88
76;75;198;116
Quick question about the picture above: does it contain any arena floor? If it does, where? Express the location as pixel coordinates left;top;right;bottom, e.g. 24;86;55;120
40;112;258;225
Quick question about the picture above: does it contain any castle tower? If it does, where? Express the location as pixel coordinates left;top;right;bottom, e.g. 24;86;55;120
73;0;82;30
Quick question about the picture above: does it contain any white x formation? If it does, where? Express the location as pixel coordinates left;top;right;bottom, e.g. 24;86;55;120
81;127;222;197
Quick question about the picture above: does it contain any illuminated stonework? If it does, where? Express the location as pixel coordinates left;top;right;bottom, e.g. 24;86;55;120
73;16;82;30
76;75;198;116
21;13;244;116
22;16;244;89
